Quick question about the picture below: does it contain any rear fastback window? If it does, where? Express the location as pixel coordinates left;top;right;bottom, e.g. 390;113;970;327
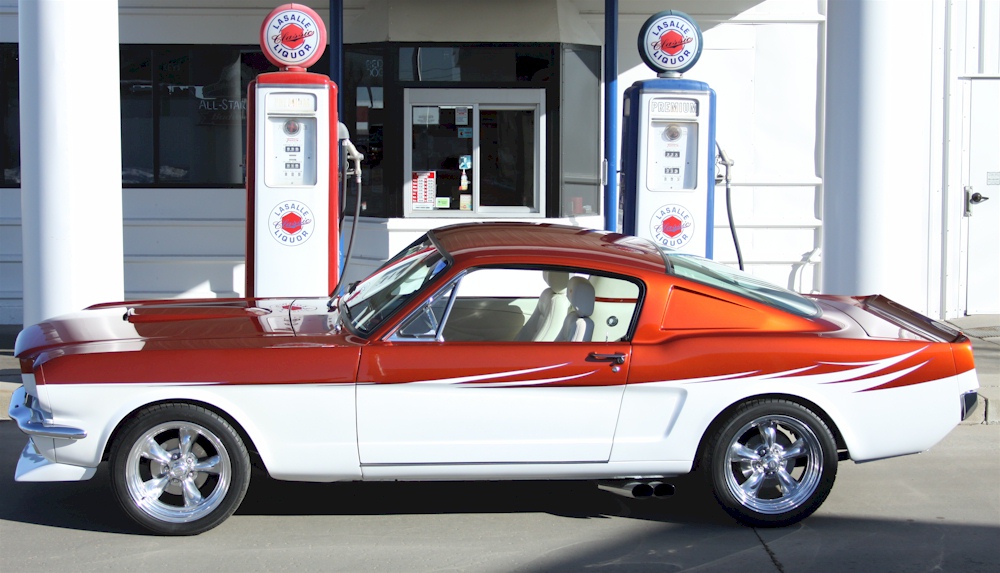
665;253;822;318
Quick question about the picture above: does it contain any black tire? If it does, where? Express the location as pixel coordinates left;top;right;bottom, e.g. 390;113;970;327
704;399;838;527
109;403;251;535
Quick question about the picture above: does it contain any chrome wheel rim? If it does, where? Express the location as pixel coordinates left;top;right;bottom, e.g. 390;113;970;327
723;414;823;515
124;421;232;524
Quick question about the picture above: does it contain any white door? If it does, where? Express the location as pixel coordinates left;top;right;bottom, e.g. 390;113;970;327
966;80;1000;314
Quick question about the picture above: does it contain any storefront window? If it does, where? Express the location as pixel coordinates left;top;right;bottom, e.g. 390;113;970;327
120;45;327;188
0;44;19;187
346;42;600;219
343;48;385;216
559;46;601;217
399;46;554;83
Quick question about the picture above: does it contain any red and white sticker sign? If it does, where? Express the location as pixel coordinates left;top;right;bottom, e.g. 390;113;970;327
269;200;315;246
649;203;695;249
260;4;327;70
411;171;437;211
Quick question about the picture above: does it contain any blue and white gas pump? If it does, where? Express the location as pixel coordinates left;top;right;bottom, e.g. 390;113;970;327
622;11;717;258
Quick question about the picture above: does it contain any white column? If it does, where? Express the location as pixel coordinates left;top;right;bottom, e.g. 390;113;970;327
822;0;936;314
19;0;124;325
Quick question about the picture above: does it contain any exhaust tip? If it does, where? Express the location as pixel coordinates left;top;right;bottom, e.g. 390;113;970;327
598;479;673;500
652;482;675;497
631;483;654;498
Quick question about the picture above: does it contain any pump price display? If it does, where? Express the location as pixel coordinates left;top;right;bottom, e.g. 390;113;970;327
646;119;698;192
265;115;318;187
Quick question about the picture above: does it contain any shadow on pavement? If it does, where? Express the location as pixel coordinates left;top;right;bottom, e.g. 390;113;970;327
2;420;998;572
0;419;730;533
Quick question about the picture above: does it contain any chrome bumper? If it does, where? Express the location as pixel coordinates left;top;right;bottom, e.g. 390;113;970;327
8;386;87;440
961;391;979;422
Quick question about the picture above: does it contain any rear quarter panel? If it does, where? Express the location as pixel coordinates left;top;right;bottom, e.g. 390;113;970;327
614;334;967;465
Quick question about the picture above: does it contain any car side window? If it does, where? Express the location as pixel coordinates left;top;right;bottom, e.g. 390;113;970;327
394;284;455;340
391;268;641;343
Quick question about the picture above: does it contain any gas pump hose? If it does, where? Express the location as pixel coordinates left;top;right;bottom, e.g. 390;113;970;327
334;135;365;296
716;144;743;271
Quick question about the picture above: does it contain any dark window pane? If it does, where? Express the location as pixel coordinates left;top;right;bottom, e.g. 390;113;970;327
1;44;19;186
344;48;386;216
119;45;330;188
121;47;154;184
155;47;245;185
559;45;601;216
480;109;534;208
399;46;553;83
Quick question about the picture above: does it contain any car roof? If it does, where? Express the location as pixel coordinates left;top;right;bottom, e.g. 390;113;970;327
428;222;668;274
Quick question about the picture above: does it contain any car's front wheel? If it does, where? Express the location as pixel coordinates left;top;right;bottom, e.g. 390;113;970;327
705;399;838;527
110;404;251;535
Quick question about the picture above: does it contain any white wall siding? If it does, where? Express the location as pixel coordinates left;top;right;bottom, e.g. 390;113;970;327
122;189;246;300
0;188;21;323
0;189;247;322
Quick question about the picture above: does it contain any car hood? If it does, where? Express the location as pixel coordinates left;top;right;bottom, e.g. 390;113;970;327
15;297;354;361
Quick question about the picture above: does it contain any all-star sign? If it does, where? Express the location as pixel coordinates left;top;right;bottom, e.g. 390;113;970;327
637;10;703;76
260;3;327;71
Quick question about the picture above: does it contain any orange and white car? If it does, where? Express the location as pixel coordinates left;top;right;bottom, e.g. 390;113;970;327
10;222;979;535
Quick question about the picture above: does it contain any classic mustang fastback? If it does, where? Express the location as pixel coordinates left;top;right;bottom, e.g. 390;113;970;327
10;223;980;534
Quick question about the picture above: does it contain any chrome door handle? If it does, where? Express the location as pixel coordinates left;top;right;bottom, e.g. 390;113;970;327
589;352;626;365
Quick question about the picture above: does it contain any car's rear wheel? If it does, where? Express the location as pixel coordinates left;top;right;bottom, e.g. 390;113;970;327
110;404;250;535
705;399;837;527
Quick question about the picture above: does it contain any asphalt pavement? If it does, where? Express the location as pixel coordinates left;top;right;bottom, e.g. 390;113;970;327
0;411;996;572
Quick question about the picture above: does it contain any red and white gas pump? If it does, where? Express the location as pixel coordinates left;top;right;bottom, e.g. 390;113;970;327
246;4;339;298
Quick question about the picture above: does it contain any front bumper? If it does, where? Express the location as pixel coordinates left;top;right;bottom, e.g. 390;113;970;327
961;390;979;422
14;439;97;482
8;386;96;482
8;386;87;440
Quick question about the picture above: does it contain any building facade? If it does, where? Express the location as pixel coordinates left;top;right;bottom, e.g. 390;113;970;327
0;0;996;325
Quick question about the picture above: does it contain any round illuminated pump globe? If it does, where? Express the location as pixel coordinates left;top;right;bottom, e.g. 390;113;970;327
637;10;704;77
259;3;328;71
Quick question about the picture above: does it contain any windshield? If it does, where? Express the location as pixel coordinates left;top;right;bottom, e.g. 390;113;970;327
340;237;450;336
665;253;821;318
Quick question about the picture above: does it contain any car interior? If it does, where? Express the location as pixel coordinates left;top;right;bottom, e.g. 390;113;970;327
394;267;640;343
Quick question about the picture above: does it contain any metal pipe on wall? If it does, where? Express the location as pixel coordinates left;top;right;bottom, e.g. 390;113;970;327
604;0;618;232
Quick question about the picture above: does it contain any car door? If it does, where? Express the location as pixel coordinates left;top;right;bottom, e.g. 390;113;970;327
355;267;638;465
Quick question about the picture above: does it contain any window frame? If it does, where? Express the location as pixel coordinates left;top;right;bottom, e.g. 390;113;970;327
388;265;645;344
402;88;546;218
